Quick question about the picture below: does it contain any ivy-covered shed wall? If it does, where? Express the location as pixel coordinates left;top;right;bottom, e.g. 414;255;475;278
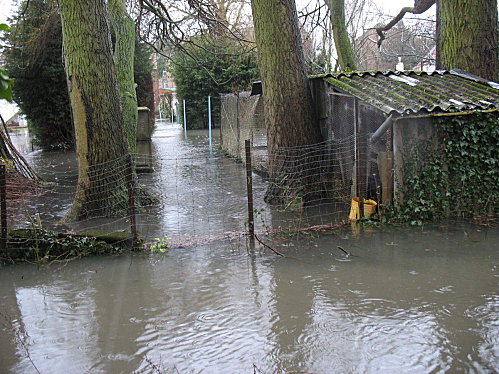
394;111;498;222
324;70;499;220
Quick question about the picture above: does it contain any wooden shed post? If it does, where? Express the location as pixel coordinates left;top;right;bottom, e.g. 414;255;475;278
355;99;367;217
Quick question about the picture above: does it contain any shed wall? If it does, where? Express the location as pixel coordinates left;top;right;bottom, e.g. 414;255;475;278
393;117;435;205
220;92;267;170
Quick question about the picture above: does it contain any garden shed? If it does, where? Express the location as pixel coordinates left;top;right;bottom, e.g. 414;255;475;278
221;70;499;213
319;69;499;208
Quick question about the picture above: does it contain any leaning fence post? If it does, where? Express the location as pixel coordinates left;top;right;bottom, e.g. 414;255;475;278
126;156;138;250
0;164;7;253
245;140;255;237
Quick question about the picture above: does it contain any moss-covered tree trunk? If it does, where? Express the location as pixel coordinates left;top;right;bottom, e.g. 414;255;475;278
250;0;324;204
326;0;357;71
109;0;138;152
60;0;131;219
437;0;498;81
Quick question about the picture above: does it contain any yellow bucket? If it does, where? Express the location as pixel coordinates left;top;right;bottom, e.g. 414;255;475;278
349;197;377;221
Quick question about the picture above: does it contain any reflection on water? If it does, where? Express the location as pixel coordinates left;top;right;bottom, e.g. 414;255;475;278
8;128;34;155
0;226;498;373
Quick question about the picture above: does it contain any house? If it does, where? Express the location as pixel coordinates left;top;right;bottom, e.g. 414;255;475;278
151;53;178;121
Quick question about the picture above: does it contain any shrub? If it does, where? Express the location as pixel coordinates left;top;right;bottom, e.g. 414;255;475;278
3;1;74;150
172;36;259;129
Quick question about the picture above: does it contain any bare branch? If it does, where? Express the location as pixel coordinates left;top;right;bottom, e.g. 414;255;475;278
375;0;436;47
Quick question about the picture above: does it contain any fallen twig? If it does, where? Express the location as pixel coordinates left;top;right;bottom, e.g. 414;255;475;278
254;234;285;257
0;310;41;374
144;356;163;374
337;245;358;257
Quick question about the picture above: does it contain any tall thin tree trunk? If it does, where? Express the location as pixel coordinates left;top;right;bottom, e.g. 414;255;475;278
60;0;131;219
437;0;498;81
251;0;324;204
326;0;357;71
109;0;138;152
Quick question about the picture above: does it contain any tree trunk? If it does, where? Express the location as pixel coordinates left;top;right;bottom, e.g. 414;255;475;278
250;0;324;204
60;0;131;219
437;0;497;81
109;0;138;152
326;0;357;71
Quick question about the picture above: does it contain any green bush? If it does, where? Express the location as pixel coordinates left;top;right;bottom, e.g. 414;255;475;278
3;2;74;150
0;24;13;102
172;37;259;129
134;39;155;123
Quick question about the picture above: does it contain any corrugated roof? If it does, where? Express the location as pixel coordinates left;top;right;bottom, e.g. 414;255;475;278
324;69;499;116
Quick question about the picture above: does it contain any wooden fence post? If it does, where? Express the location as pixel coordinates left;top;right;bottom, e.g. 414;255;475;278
245;140;255;237
0;164;7;253
126;156;138;250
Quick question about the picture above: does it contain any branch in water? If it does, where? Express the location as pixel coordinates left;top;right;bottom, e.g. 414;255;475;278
337;245;359;257
254;234;285;257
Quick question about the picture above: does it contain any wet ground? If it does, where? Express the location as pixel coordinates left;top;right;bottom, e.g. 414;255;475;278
1;124;498;373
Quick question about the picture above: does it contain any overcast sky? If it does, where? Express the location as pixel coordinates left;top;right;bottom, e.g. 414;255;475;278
0;0;433;24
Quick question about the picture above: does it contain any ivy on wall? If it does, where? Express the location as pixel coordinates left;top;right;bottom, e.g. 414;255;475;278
395;112;498;224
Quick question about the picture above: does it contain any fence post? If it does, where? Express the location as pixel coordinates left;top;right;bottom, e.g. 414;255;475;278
351;98;364;218
208;96;212;147
183;99;187;138
245;140;254;237
0;164;6;253
126;156;138;250
171;99;174;124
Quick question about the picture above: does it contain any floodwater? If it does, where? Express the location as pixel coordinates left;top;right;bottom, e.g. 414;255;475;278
8;123;341;241
7;124;270;239
1;124;498;373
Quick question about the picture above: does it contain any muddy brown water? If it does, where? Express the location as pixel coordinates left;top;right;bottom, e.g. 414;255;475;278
1;125;498;373
0;227;498;373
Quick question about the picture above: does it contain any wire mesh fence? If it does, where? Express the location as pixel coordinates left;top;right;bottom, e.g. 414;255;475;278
0;127;370;259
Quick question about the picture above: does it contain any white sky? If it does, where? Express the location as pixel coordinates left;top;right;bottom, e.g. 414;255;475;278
298;0;435;18
0;0;434;24
0;0;14;24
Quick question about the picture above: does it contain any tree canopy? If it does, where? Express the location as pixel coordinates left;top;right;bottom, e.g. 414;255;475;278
3;0;73;150
172;36;259;129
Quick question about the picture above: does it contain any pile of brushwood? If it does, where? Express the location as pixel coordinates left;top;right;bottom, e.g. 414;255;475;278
1;229;133;265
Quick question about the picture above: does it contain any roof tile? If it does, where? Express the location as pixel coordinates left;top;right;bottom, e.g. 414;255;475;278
324;70;499;115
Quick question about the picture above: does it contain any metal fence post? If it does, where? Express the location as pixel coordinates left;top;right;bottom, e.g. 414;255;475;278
208;96;212;147
0;164;7;253
183;99;187;138
171;99;174;124
245;140;254;236
126;156;138;250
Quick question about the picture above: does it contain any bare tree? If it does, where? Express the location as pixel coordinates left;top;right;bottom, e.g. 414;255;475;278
134;0;253;52
375;0;435;46
375;0;498;80
298;0;383;72
251;0;325;203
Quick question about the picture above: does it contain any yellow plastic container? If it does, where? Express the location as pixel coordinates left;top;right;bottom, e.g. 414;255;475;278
349;197;377;221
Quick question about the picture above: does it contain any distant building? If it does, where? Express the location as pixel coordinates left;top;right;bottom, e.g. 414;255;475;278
0;101;26;128
355;24;436;72
411;46;436;72
151;53;178;120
